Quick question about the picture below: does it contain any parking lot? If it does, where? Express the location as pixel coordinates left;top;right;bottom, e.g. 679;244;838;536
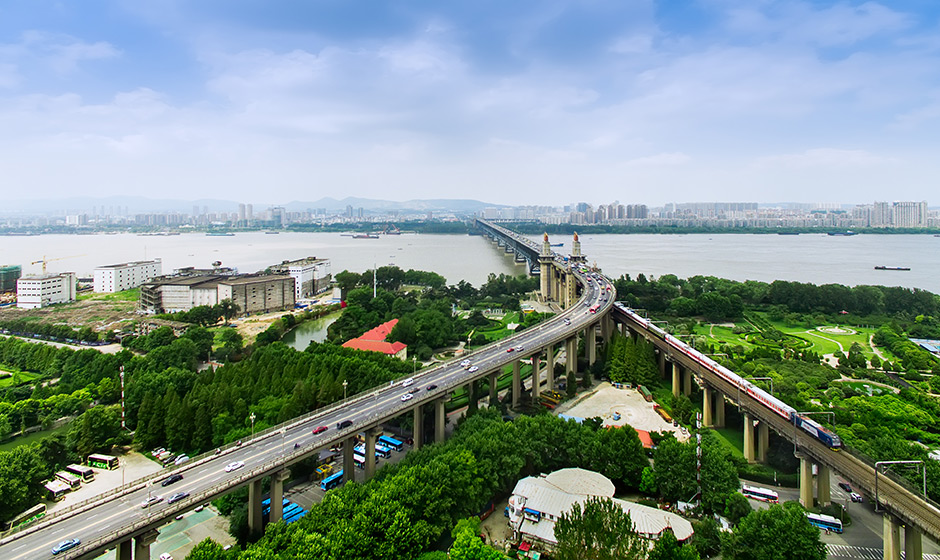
555;382;690;442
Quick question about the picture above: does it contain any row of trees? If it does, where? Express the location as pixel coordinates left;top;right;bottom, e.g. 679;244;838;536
155;299;240;326
0;319;102;343
604;333;659;386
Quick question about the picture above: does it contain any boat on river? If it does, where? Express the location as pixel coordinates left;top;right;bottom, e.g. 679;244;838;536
874;266;911;271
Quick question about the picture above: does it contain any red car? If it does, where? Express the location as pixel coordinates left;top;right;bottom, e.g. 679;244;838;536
313;426;328;435
506;348;514;353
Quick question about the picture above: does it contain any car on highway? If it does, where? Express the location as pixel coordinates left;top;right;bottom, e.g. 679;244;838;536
161;474;183;487
851;492;863;503
426;384;438;391
52;538;81;555
224;461;245;473
402;377;414;387
337;419;353;430
460;359;471;367
159;554;174;560
564;318;571;325
506;347;514;353
409;387;421;394
468;366;479;373
463;363;473;370
313;425;328;435
167;491;190;504
401;393;414;402
838;481;853;492
514;346;524;352
140;495;164;508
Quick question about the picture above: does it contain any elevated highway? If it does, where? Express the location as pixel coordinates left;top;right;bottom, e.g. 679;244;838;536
0;225;611;560
611;303;940;556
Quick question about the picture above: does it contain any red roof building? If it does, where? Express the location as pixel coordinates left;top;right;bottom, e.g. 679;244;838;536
342;319;408;359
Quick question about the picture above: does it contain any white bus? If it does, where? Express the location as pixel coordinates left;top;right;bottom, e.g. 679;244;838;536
805;512;843;533
741;484;778;503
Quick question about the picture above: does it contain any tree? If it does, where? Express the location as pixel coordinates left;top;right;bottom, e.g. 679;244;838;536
639;466;657;495
187;538;238;560
722;503;826;560
690;517;722;558
648;529;700;560
449;518;502;560
723;492;752;525
554;497;646;560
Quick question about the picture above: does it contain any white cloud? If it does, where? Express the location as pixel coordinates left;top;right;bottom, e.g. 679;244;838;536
624;152;690;166
754;148;899;168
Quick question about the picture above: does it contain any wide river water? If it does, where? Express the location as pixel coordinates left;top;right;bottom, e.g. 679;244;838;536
2;231;938;293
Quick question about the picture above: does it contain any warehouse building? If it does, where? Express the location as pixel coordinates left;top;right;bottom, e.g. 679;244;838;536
93;259;162;293
270;257;331;300
16;272;77;309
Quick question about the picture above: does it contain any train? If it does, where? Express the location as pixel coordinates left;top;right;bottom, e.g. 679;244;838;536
613;302;842;450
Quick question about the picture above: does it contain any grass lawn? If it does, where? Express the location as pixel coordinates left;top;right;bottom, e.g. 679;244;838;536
0;367;42;388
832;379;894;396
0;421;72;452
77;288;140;302
713;427;745;458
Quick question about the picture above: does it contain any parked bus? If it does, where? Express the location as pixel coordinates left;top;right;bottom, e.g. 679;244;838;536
87;453;119;470
805;512;843;534
44;479;71;501
2;503;46;531
354;443;390;459
285;509;307;524
741;485;779;503
55;470;82;490
353;453;366;469
65;464;95;483
320;470;344;491
378;435;404;452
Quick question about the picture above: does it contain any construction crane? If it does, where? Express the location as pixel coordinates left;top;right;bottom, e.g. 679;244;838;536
31;255;84;274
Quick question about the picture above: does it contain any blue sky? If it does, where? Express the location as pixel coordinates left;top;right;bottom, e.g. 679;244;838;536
2;0;939;207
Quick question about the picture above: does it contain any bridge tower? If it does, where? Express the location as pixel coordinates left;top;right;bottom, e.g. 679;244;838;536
569;232;586;264
539;233;553;302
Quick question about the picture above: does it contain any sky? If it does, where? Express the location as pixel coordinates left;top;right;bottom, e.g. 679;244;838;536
2;0;940;208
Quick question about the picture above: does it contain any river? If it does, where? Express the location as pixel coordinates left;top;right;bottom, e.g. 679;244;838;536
3;231;939;293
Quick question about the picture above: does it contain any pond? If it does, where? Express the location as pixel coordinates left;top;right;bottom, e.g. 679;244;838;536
281;311;343;351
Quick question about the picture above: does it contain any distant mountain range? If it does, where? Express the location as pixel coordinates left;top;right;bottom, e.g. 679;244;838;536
3;196;507;215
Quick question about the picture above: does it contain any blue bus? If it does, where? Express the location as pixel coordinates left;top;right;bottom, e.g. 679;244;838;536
281;503;302;519
285;509;307;524
805;512;843;534
320;470;344;491
378;435;404;451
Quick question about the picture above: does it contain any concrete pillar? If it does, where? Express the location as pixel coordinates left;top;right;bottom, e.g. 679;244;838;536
115;539;132;560
488;371;498;405
531;354;541;403
133;529;159;560
743;413;756;464
343;437;355;479
758;423;769;464
364;428;380;480
602;314;612;342
816;464;830;507
434;397;445;443
466;380;478;415
799;457;813;508
413;405;423;450
883;516;901;560
566;337;578;375
682;368;692;396
715;396;726;427
540;264;551;302
248;478;263;536
270;469;290;522
702;386;713;428
545;345;555;392
905;525;923;560
672;365;681;398
586;324;596;365
512;361;521;408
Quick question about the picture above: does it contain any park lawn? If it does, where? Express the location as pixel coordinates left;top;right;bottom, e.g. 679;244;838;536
476;312;522;342
0;421;71;453
691;323;758;351
832;379;893;396
713;427;745;459
0;367;42;388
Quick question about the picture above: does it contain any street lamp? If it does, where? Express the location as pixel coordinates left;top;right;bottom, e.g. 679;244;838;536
249;412;256;438
343;379;348;401
413;356;417;375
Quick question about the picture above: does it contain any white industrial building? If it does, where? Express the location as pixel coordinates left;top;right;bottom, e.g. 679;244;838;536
16;272;77;309
93;259;162;293
270;257;331;300
507;468;693;547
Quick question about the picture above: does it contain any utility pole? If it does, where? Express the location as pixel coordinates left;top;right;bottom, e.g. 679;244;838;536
120;365;126;430
696;412;702;507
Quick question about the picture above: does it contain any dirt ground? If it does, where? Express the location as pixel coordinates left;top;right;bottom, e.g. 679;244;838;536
555;382;690;442
0;295;136;332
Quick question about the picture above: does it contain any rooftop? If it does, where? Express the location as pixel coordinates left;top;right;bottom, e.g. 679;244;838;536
96;259;161;269
218;274;292;286
341;319;407;356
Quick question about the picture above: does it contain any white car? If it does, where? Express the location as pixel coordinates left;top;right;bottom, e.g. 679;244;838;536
402;377;414;387
401;393;414;402
468;366;479;373
224;461;245;473
460;359;471;367
140;495;163;508
174;455;190;466
160;553;174;560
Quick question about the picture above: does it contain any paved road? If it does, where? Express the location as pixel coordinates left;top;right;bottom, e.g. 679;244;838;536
0;268;610;560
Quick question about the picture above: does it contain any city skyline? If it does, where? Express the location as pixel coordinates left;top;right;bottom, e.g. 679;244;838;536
3;1;940;205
